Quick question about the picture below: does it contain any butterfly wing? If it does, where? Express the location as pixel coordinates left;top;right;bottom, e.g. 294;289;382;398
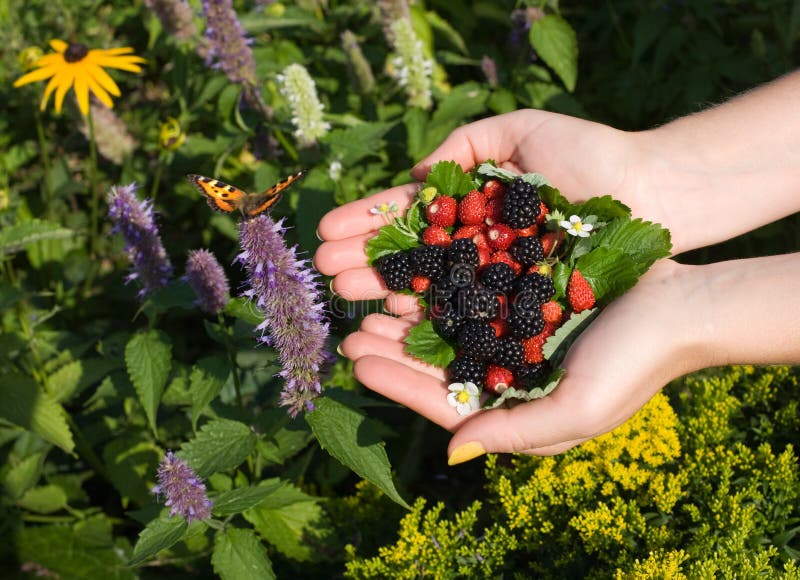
244;169;307;218
187;174;247;214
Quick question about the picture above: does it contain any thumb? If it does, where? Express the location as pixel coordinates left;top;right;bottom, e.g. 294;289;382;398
446;393;592;465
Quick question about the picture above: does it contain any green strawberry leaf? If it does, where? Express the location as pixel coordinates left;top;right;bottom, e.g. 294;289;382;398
483;368;565;409
538;185;573;215
365;223;419;265
424;160;475;198
551;261;571;301
519;172;552;188
590;218;672;274
404;319;456;368
542;308;599;368
575;247;640;303
571;195;631;221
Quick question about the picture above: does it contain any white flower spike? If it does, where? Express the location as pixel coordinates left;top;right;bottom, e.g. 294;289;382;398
447;381;480;416
559;214;594;238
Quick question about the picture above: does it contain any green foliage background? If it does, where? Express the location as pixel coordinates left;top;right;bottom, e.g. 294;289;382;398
0;0;798;578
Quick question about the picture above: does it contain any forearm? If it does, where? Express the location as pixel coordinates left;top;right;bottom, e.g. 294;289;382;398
632;70;800;254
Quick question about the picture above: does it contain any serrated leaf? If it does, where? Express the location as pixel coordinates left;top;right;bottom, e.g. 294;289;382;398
365;222;420;265
424;160;475;198
47;360;83;402
125;330;172;435
320;122;394;166
590;218;672;273
189;356;230;430
519;172;552;188
576;247;640;303
529;15;579;92
211;480;284;517
103;434;162;506
4;452;44;499
224;297;265;325
0;220;76;256
0;374;74;454
17;484;68;513
477;163;517;182
243;478;329;561
212;527;275;580
129;514;189;567
484;368;565;409
543;308;599;367
178;419;257;478
552;261;571;301
306;397;409;508
404;319;456;368
571;195;631;221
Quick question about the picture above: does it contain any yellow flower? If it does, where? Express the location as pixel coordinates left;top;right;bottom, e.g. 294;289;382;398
158;117;186;151
13;39;145;116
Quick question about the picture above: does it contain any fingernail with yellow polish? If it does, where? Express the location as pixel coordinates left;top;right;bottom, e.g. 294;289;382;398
329;278;337;296
336;343;344;356
448;442;486;466
315;228;323;241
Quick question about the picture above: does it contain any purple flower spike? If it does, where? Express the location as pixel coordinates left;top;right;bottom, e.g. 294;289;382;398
185;249;230;315
107;183;173;299
237;215;330;417
152;450;213;523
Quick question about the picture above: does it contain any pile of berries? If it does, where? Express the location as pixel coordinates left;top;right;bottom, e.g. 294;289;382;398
376;177;596;395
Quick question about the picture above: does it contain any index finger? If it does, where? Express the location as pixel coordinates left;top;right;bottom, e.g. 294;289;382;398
317;183;418;241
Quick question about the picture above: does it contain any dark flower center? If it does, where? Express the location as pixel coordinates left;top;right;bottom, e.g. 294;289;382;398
64;43;89;63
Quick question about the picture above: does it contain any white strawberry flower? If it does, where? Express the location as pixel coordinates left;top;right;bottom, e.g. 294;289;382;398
370;201;399;215
447;382;480;416
559;214;594;237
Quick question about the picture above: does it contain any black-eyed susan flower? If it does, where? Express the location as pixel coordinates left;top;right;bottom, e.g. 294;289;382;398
13;40;145;116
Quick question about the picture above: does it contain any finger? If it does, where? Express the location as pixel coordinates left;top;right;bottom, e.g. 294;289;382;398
360;313;416;341
353;355;469;430
313;232;373;276
341;330;446;380
317;184;418;241
384;293;424;320
330;268;388;302
410;111;535;180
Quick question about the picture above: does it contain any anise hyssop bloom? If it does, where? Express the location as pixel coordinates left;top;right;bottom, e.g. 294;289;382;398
185;249;230;315
152;451;213;523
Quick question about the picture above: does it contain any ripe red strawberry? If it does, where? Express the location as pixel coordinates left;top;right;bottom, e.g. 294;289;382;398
490;317;510;338
477;244;492;267
453;224;489;249
568;270;596;312
485;365;514;394
421;225;451;247
515;225;539;238
425;195;457;227
484;198;503;226
411;275;430;293
541;300;563;324
458;189;486;225
536;202;549;225
486;223;516;251
541;231;562;256
490;251;523;275
482;179;506;200
522;332;548;364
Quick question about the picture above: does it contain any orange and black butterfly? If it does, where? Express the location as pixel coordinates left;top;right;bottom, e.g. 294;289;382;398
187;170;306;218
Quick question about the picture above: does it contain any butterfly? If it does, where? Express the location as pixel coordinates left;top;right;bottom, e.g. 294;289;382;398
186;170;306;218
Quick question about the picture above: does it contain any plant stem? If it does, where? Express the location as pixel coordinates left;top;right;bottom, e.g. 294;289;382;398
65;414;108;480
34;111;54;219
150;154;165;202
220;314;245;412
87;109;100;257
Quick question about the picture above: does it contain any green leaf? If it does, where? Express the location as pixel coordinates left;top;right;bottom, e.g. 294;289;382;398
129;515;189;567
543;309;600;368
571;195;631;221
320;122;394;166
212;527;275;580
484;368;565;409
3;452;44;499
552;261;571;301
404;319;456;368
178;419;257;478
365;222;419;264
0;220;76;256
224;297;264;325
575;248;641;303
211;480;284;517
425;9;468;54
47;360;83;402
189;356;231;430
306;397;409;508
424;160;476;198
103;433;162;506
243;478;329;561
125;330;172;435
17;484;68;513
529;15;579;92
590;218;672;274
0;374;74;454
519;172;553;188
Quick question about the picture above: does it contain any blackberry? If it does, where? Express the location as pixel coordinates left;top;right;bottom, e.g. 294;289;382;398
431;303;465;340
495;337;526;372
510;236;544;267
516;362;549;388
448;356;487;386
457;286;500;321
480;262;516;295
507;305;545;339
430;275;457;307
457;320;498;361
410;245;446;279
502;177;540;229
515;273;555;303
377;251;412;290
446;238;479;276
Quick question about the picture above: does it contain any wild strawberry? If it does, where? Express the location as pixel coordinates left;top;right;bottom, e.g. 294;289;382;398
458;189;486;225
486;224;516;251
541;231;562;256
515;225;538;238
484;198;503;226
426;195;457;227
490;317;510;338
496;294;509;318
489;251;523;275
485;364;514;394
541;300;563;324
529;263;551;276
453;225;489;249
477;244;492;267
482;179;506;200
421;225;452;247
536;202;549;224
522;332;548;364
411;275;431;293
567;270;596;312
